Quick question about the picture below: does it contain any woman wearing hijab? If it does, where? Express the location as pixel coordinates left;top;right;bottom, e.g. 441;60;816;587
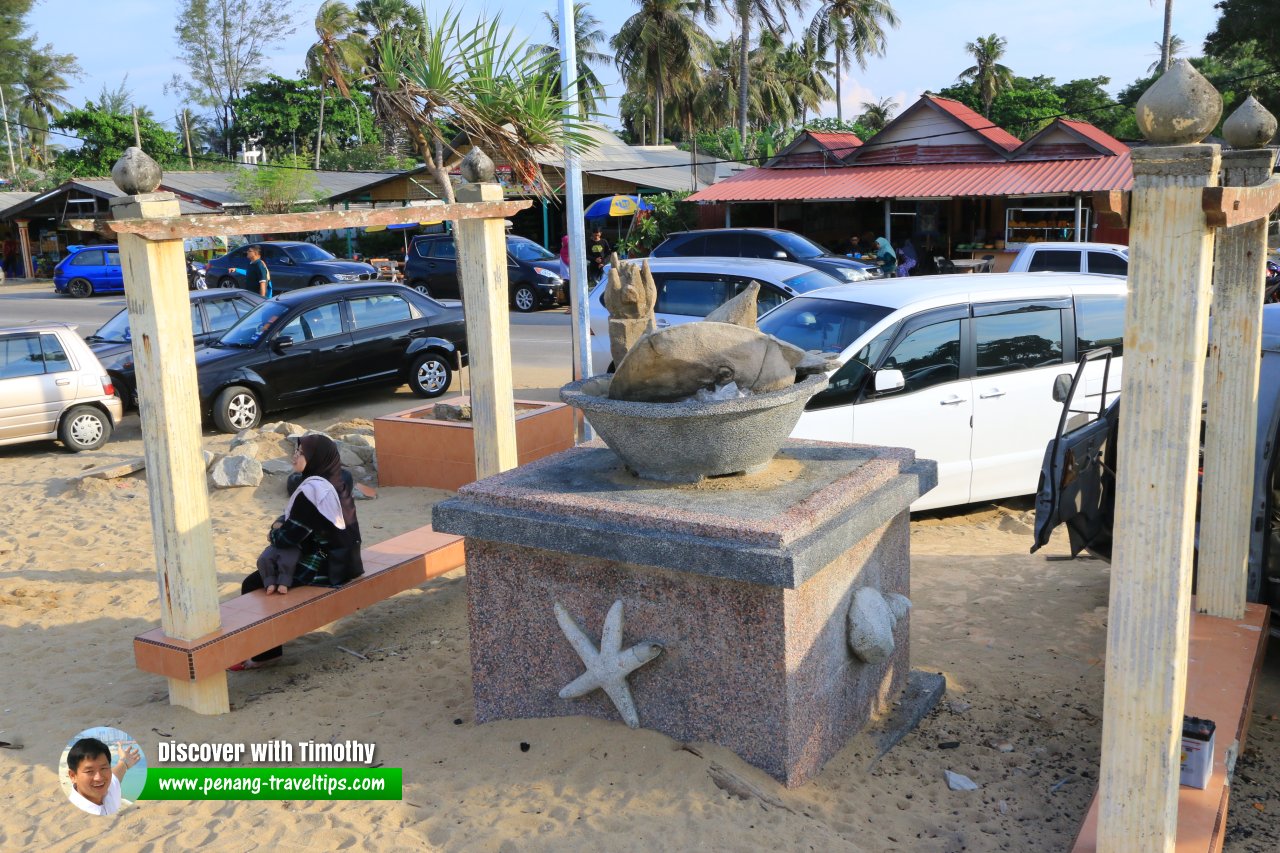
229;433;364;671
874;236;899;277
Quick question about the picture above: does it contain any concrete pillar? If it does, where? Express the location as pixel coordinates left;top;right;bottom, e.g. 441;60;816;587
16;218;32;278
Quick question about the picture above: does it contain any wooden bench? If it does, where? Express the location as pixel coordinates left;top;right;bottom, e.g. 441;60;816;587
1072;601;1270;853
133;526;465;682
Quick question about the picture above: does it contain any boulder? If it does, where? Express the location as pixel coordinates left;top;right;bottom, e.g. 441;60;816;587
944;770;980;791
210;455;263;488
230;428;260;449
847;586;896;664
261;458;296;476
431;403;471;422
338;445;363;468
202;450;217;470
325;419;375;436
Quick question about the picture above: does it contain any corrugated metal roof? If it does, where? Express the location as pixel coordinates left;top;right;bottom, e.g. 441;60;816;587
925;96;1023;151
807;132;862;154
1056;119;1130;156
0;191;37;212
687;153;1133;203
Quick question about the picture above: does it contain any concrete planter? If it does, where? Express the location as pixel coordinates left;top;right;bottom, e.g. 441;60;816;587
560;373;829;483
374;396;575;490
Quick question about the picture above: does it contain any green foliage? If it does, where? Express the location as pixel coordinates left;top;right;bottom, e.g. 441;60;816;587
619;191;698;256
319;142;416;172
687;124;797;164
935;75;1129;139
804;116;879;140
51;108;185;177
230;154;323;213
234;74;377;158
1206;0;1280;68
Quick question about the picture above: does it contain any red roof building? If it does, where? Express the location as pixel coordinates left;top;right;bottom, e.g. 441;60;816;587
688;95;1133;268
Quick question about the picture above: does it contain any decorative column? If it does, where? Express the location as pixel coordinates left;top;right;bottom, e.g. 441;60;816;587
1198;97;1279;619
453;148;519;479
111;147;228;715
15;218;32;278
1097;61;1223;851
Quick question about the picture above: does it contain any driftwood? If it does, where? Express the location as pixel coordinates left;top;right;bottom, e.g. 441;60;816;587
72;456;146;481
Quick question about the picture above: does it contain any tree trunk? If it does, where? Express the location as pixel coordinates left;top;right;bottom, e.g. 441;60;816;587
1160;0;1174;73
738;12;751;143
315;86;326;171
835;44;844;124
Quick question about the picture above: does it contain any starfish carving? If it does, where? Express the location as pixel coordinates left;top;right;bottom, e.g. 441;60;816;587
554;600;663;729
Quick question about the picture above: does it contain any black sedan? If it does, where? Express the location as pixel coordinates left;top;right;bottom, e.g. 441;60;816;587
85;289;264;406
403;234;566;312
207;241;378;293
193;283;467;432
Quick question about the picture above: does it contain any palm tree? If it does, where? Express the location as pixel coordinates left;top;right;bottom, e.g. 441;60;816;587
356;0;425;154
19;45;81;164
726;0;803;143
807;0;897;123
307;1;367;168
778;35;833;126
858;95;896;131
1148;33;1184;74
613;0;713;144
1153;0;1174;74
957;33;1013;118
531;4;610;118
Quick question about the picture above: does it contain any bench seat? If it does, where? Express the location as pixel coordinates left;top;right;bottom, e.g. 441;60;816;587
134;526;465;682
1071;601;1270;853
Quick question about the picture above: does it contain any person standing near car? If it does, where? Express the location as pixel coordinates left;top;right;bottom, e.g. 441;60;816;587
588;228;612;276
246;245;272;298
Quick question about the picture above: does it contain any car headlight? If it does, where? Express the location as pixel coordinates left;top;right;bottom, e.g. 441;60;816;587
533;266;561;280
333;273;358;281
839;268;870;282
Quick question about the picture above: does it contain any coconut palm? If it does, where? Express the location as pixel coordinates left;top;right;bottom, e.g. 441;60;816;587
725;0;803;143
957;33;1014;118
807;0;897;123
19;45;81;163
779;35;834;126
531;4;610;118
1148;33;1185;74
1152;0;1174;74
356;0;425;154
613;0;713;144
858;95;896;131
307;1;367;168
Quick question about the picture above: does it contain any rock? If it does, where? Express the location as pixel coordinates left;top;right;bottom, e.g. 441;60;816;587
271;421;307;437
938;741;960;749
338;445;363;468
325;419;374;436
704;282;760;328
349;466;368;480
111;146;163;195
202;450;217;470
261;458;296;476
988;738;1014;753
231;441;260;461
230;428;260;448
209;455;263;488
944;770;980;791
432;403;472;422
884;592;912;622
847;586;896;664
947;700;972;715
610;323;807;403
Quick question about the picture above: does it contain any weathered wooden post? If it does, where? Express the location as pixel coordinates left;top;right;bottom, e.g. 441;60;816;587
110;147;228;715
453;148;519;478
1198;96;1279;619
1097;61;1222;850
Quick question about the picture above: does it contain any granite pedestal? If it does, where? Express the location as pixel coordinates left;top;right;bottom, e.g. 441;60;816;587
433;439;936;787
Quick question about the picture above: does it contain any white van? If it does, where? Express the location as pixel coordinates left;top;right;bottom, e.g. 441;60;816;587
757;273;1126;511
1006;241;1128;277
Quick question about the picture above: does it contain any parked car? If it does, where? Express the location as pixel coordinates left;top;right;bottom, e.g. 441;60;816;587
650;228;879;282
0;323;123;451
1006;241;1128;277
403;234;566;312
1033;304;1280;618
54;244;124;298
207;242;378;293
86;289;264;406
753;273;1128;511
588;257;844;371
193;283;466;432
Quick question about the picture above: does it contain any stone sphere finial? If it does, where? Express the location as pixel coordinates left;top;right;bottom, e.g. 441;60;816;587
111;146;163;195
1222;95;1278;150
459;146;496;184
1135;59;1223;145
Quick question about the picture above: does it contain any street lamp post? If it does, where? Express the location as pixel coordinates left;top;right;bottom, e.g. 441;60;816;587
559;0;593;443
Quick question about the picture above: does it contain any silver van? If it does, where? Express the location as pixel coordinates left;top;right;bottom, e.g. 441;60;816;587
0;323;123;451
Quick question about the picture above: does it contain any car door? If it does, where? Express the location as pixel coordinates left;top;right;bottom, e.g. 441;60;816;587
849;308;973;509
259;301;354;402
67;248;106;289
103;248;124;292
345;291;420;384
967;298;1070;503
258;244;299;292
429;239;461;298
701;232;742;258
0;333;76;440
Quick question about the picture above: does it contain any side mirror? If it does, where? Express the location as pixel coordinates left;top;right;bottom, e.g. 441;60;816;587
280;256;294;266
874;368;905;393
273;335;294;352
773;250;788;260
1051;373;1073;403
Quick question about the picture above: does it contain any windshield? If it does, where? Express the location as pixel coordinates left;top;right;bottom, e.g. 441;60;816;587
215;301;291;347
285;244;336;263
508;237;555;262
770;231;827;260
784;270;844;294
758;295;893;354
90;309;132;343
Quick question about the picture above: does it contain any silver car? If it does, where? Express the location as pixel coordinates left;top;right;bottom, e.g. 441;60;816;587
0;323;124;451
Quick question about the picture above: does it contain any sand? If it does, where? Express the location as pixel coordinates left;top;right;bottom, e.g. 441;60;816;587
1;376;1277;852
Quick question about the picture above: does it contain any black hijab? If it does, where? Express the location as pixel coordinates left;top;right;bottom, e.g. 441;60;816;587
299;434;357;527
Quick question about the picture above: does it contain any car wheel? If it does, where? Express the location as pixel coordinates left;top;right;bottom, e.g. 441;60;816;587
309;277;327;288
409;352;452;398
67;277;94;298
213;385;262;433
512;285;537;313
408;280;431;297
218;276;237;289
59;405;111;451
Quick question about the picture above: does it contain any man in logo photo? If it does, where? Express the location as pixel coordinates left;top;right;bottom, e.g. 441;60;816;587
65;737;140;816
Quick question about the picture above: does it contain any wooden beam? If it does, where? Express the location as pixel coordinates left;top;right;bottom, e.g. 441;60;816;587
1097;143;1220;850
454;182;518;479
69;198;532;241
1198;149;1277;619
112;191;229;715
1202;176;1280;227
1092;190;1130;229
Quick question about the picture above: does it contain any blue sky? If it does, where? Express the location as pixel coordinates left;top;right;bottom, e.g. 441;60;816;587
29;0;1223;138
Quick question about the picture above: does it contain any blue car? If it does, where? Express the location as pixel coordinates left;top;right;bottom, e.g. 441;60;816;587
54;245;124;298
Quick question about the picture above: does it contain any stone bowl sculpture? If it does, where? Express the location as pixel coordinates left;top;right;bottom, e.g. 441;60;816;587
560;372;829;483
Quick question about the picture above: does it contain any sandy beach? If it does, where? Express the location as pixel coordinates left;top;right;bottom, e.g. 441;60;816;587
2;373;1277;852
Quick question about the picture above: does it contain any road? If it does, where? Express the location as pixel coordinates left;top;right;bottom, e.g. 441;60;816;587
0;282;578;375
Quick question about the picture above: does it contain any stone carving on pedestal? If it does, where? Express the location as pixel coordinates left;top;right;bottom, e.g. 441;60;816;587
554;600;663;729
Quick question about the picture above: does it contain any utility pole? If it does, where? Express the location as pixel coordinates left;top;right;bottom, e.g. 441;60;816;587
559;0;593;442
0;85;15;174
181;111;195;170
